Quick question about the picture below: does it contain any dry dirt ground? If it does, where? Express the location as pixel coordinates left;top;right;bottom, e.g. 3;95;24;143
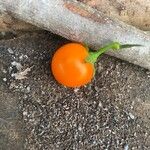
0;31;150;150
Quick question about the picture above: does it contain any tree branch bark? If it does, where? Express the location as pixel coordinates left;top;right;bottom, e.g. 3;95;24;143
78;0;150;31
0;12;38;31
0;0;150;69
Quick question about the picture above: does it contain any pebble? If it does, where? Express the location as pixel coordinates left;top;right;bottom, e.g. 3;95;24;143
9;66;13;73
74;88;79;93
2;69;7;73
7;48;14;54
41;91;45;95
3;78;7;82
128;112;135;120
124;144;129;150
26;86;31;92
11;61;23;70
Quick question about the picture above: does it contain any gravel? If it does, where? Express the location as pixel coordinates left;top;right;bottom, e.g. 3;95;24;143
0;31;150;150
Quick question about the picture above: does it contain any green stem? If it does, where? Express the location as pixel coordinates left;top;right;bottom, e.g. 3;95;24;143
86;42;142;64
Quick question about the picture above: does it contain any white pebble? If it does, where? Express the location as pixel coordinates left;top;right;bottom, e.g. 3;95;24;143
11;61;23;70
42;91;45;95
124;144;129;150
19;54;28;60
27;86;31;92
2;69;7;73
7;48;14;54
78;126;82;131
23;111;28;116
74;88;79;93
11;67;32;80
129;112;135;119
9;66;13;73
3;78;7;82
11;73;15;77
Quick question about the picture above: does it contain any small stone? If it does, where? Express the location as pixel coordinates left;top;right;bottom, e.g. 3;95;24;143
11;67;32;80
24;55;28;59
19;54;28;60
19;55;23;60
124;144;129;150
23;111;28;116
27;86;31;92
94;86;99;92
78;126;82;131
74;88;79;93
97;62;103;73
41;91;45;95
11;73;15;77
3;78;7;82
128;112;135;119
7;48;14;54
9;82;16;89
24;95;28;99
9;66;13;73
11;61;23;71
2;69;7;73
1;31;6;36
98;102;103;107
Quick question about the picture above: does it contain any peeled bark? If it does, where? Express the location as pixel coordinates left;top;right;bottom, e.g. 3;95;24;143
1;0;150;69
0;2;38;31
0;12;37;31
78;0;150;31
1;0;150;31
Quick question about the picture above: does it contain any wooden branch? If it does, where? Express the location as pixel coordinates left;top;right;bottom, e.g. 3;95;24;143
0;13;38;31
78;0;150;31
1;0;150;31
1;0;150;69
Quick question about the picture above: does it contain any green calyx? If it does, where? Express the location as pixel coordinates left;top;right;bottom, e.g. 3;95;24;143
85;42;142;64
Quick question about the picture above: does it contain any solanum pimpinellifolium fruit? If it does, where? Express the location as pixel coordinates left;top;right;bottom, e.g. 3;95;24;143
51;42;141;88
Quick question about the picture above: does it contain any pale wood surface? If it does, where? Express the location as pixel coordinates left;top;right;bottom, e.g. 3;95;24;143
0;0;150;69
79;0;150;31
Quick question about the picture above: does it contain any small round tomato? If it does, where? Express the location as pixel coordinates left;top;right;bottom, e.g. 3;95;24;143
51;42;140;88
51;43;94;87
